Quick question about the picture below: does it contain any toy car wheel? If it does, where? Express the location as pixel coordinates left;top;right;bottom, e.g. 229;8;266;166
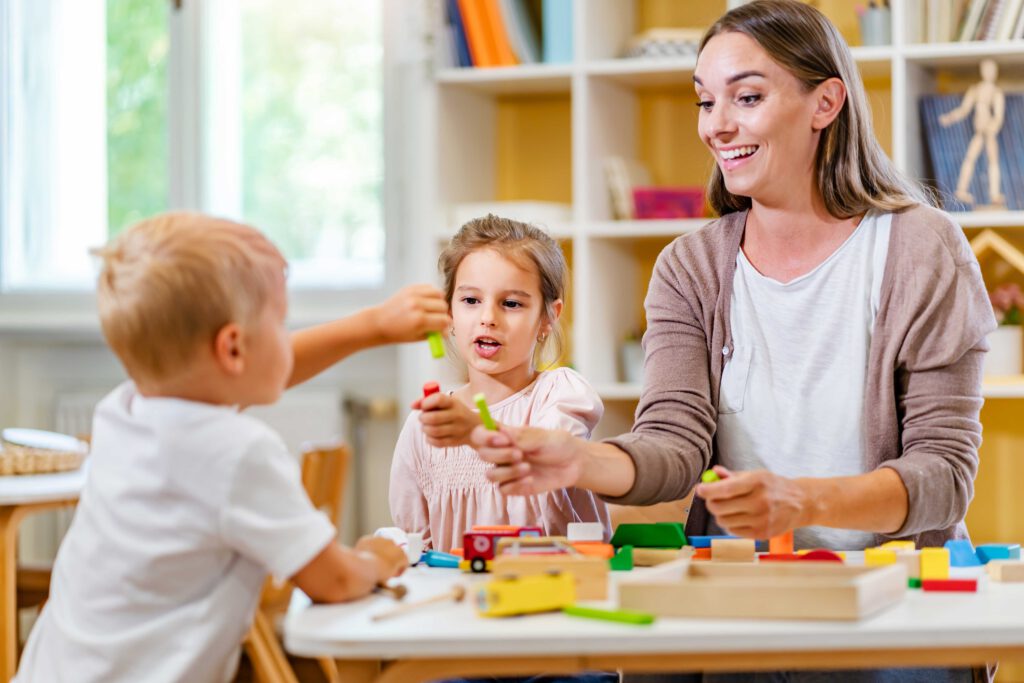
471;557;487;573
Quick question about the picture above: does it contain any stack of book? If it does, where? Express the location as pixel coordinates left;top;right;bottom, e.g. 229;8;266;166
909;0;1024;43
441;0;572;69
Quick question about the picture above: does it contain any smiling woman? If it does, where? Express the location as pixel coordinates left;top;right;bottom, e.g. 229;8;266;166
467;3;995;681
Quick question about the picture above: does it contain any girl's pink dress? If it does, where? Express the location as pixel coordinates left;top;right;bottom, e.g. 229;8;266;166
389;367;611;552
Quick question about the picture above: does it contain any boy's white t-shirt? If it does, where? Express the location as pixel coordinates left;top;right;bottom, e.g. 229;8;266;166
715;211;891;551
15;382;336;683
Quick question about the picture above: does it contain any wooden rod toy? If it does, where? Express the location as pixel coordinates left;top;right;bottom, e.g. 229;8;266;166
701;470;720;483
474;393;498;430
371;584;466;622
563;605;655;625
374;583;408;600
427;332;445;359
423;381;440;397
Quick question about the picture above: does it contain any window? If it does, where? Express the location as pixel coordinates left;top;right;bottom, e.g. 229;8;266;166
0;0;384;292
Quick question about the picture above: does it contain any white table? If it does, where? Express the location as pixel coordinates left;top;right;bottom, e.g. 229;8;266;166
285;563;1024;683
0;468;85;681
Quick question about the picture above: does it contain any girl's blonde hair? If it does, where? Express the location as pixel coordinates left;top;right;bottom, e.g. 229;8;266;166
700;0;931;217
95;212;287;384
438;215;566;369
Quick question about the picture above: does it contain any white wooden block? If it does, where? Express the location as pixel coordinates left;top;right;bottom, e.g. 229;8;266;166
567;522;605;542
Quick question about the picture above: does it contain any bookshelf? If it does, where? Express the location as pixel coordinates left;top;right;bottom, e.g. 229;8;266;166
400;1;1024;628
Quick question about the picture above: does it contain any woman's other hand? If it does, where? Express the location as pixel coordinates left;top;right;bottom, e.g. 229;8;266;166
694;466;814;538
470;425;584;495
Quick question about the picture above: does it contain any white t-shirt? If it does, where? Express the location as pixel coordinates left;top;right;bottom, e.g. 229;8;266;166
15;382;336;683
715;211;891;551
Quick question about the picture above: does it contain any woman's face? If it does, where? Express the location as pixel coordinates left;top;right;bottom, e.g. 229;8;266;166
694;31;825;208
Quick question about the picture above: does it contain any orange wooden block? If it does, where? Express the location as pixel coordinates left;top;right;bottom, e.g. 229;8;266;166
693;548;712;560
769;530;794;555
571;542;614;560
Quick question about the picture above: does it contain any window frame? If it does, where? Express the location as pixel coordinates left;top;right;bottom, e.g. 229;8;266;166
0;0;402;334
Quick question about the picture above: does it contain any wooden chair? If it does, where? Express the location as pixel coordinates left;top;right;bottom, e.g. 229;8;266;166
243;441;351;683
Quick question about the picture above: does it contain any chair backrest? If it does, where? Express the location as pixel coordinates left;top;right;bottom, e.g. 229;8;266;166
300;441;351;526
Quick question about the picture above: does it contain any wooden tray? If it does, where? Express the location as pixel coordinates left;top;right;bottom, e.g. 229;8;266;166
618;560;907;620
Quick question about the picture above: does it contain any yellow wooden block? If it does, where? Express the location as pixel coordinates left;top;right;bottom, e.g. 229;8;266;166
879;541;916;552
920;547;950;580
864;548;897;566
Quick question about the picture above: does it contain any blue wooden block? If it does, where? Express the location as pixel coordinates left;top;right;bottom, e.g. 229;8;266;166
422;550;460;568
944;539;981;567
975;543;1022;564
688;535;738;549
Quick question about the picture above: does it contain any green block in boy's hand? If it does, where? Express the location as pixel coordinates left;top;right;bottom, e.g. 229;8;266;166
473;392;498;431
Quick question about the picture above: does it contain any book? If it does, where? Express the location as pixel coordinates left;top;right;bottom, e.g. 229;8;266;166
500;0;541;64
920;93;1024;211
542;0;573;64
957;0;990;40
603;157;652;220
995;0;1024;38
1014;0;1024;35
447;0;473;68
481;0;518;66
977;0;1006;38
457;0;498;67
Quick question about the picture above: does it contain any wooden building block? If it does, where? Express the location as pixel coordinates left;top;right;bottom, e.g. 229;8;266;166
492;553;609;600
799;549;844;563
986;560;1024;582
610;523;687;549
865;548;897;566
921;578;977;592
632;547;686;566
711;538;756;563
618;563;907;621
880;540;916;552
894;550;921;579
976;543;1022;564
943;539;981;567
567;522;605;542
759;553;803;562
609;545;633;571
769;530;794;555
571;542;614;559
476;572;576;617
920;547;950;580
692;548;712;561
689;535;737;549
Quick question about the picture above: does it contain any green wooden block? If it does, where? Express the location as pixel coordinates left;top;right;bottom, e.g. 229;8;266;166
609;545;634;571
908;578;922;589
610;523;687;549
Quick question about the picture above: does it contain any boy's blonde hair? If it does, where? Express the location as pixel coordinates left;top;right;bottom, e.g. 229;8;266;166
438;214;567;369
95;212;287;384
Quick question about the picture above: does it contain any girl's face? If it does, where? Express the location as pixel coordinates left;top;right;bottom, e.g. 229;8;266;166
450;248;559;387
694;31;834;208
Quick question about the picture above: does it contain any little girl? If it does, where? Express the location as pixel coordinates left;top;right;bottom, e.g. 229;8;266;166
389;215;610;553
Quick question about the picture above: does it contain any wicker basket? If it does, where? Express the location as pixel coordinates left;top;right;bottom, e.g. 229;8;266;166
0;432;88;476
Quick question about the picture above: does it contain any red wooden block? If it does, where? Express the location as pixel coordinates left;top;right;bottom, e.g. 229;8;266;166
423;382;440;397
769;530;794;555
799;549;844;563
759;553;803;562
921;578;977;592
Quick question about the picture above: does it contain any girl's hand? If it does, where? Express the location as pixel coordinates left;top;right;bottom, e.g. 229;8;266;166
470;425;583;495
694;466;813;539
354;536;408;581
412;393;481;448
369;284;448;344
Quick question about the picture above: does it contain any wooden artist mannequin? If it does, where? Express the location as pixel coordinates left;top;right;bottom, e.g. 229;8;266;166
939;58;1006;208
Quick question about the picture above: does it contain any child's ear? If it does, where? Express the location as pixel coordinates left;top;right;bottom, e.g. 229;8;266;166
213;322;246;375
541;299;564;336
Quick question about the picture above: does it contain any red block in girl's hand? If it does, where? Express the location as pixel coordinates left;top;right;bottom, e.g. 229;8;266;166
423;382;440;397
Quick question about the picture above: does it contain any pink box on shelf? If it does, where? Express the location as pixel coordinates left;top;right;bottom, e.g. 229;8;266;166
632;187;705;219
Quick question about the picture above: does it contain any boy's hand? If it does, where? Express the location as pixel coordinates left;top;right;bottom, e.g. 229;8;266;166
370;284;448;344
355;536;408;581
412;392;481;448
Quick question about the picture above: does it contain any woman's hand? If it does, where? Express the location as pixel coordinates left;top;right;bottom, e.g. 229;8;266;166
694;465;815;539
368;284;448;344
413;393;480;448
470;425;584;495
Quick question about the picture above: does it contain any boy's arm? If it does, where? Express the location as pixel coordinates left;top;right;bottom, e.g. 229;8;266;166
288;284;448;388
291;537;407;603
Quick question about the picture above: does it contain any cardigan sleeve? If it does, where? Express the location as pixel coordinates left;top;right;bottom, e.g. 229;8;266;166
600;242;718;506
880;225;996;537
